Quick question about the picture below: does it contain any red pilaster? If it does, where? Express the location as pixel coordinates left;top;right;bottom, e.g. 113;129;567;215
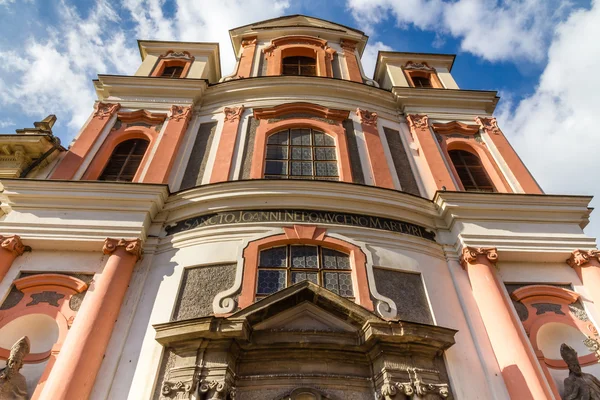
210;106;244;183
0;235;25;284
568;249;600;314
340;39;362;83
51;102;120;180
40;238;141;400
356;109;394;189
237;37;257;78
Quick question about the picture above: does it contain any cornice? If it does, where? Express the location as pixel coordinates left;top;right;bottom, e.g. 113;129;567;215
0;179;168;249
391;87;499;114
94;75;208;104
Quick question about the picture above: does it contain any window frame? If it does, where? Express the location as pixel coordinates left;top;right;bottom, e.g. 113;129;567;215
281;55;317;76
448;149;496;192
97;138;150;182
256;245;354;298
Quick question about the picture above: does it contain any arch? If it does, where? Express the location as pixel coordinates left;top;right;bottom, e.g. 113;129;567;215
264;35;336;78
82;124;158;182
250;118;353;182
238;225;373;311
403;62;443;89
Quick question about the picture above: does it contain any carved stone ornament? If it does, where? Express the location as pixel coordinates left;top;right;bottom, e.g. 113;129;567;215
356;108;378;126
240;37;257;48
561;343;600;399
406;114;429;130
377;369;449;399
0;336;30;400
93;102;120;120
584;336;600;362
404;61;434;71
102;238;142;260
0;235;25;257
161;380;193;399
568;249;600;268
224;106;244;122
198;380;235;400
169;105;192;123
475;116;501;135
340;39;357;52
460;246;499;268
163;50;193;61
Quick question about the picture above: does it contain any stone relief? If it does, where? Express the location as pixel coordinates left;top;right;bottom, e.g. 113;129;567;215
561;343;600;399
0;336;30;400
198;380;236;400
377;368;450;399
583;337;600;362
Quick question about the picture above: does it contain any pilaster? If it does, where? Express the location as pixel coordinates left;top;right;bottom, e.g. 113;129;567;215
340;39;362;83
210;106;245;183
356;108;394;189
568;249;600;315
0;235;26;284
237;37;257;78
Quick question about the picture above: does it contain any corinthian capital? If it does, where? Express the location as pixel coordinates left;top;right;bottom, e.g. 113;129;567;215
93;102;120;120
475;116;501;135
224;106;244;122
103;238;142;260
0;235;26;256
567;249;600;268
406;114;429;130
356;108;378;126
460;246;498;268
169;105;192;122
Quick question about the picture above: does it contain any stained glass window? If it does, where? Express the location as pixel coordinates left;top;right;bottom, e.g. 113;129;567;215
256;245;353;298
264;128;338;181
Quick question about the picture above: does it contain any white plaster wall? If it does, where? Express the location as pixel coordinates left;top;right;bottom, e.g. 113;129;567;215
436;67;459;89
189;57;208;79
135;55;158;77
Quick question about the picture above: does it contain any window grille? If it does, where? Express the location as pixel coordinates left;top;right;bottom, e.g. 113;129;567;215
449;149;495;192
98;139;149;182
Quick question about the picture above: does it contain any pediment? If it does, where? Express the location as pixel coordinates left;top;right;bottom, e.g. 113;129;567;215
242;15;362;35
254;301;357;333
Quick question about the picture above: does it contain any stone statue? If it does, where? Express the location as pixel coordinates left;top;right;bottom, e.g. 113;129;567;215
561;343;600;400
0;336;30;400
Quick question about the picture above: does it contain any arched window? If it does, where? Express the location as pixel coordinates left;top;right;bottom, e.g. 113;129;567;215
282;56;317;76
98;138;149;182
257;245;353;298
264;128;338;180
412;76;432;88
448;149;495;192
160;65;184;78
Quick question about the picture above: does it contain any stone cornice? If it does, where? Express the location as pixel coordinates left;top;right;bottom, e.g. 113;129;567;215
94;75;207;104
0;179;168;250
391;87;499;114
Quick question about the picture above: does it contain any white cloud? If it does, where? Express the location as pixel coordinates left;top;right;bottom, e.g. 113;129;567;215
0;118;14;128
497;1;600;239
347;0;578;63
361;41;393;78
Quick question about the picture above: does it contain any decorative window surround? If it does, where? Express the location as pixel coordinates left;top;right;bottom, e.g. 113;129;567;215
264;35;336;78
403;62;444;89
150;50;194;78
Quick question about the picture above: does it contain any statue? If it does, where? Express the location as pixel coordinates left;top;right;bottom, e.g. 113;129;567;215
0;336;30;400
561;343;600;400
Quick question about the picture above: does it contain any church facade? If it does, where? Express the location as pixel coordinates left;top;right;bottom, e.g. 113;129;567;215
0;15;598;400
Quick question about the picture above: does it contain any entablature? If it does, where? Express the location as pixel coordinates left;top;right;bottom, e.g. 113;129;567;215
392;87;500;115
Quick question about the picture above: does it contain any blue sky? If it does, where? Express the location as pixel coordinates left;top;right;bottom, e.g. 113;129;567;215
0;0;599;240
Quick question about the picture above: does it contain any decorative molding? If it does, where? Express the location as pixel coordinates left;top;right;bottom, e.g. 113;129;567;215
0;235;26;256
162;50;194;61
404;61;435;71
583;336;600;362
254;102;349;121
378;368;450;399
460;246;498;268
511;285;580;304
475;116;501;135
340;39;357;52
168;105;192;123
264;35;330;55
14;274;88;294
224;106;244;122
117;109;167;125
93;102;120;120
406;114;429;130
356;108;378;126
431;121;480;135
567;249;600;268
240;36;257;48
161;380;192;399
198;380;235;399
103;238;142;260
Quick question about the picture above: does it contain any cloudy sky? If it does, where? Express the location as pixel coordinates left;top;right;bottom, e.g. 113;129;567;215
0;0;598;240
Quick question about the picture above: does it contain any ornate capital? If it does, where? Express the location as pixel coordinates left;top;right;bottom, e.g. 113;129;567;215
406;114;429;130
241;36;257;48
169;105;192;123
198;380;235;400
224;106;244;122
103;238;142;260
93;102;120;120
475;116;501;135
0;235;26;257
460;246;498;269
567;249;600;268
356;108;378;126
340;39;357;52
404;61;434;71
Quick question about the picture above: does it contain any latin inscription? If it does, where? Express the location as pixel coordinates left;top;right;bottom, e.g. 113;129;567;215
165;209;435;241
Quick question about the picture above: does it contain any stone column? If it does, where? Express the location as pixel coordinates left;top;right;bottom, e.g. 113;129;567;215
406;114;457;191
340;39;362;82
144;105;192;184
0;235;25;284
51;102;120;180
356;109;395;189
568;249;600;311
460;247;552;400
210;106;245;183
40;238;142;400
237;37;257;78
475;116;543;194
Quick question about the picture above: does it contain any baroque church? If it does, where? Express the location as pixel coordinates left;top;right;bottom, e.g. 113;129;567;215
0;15;598;400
